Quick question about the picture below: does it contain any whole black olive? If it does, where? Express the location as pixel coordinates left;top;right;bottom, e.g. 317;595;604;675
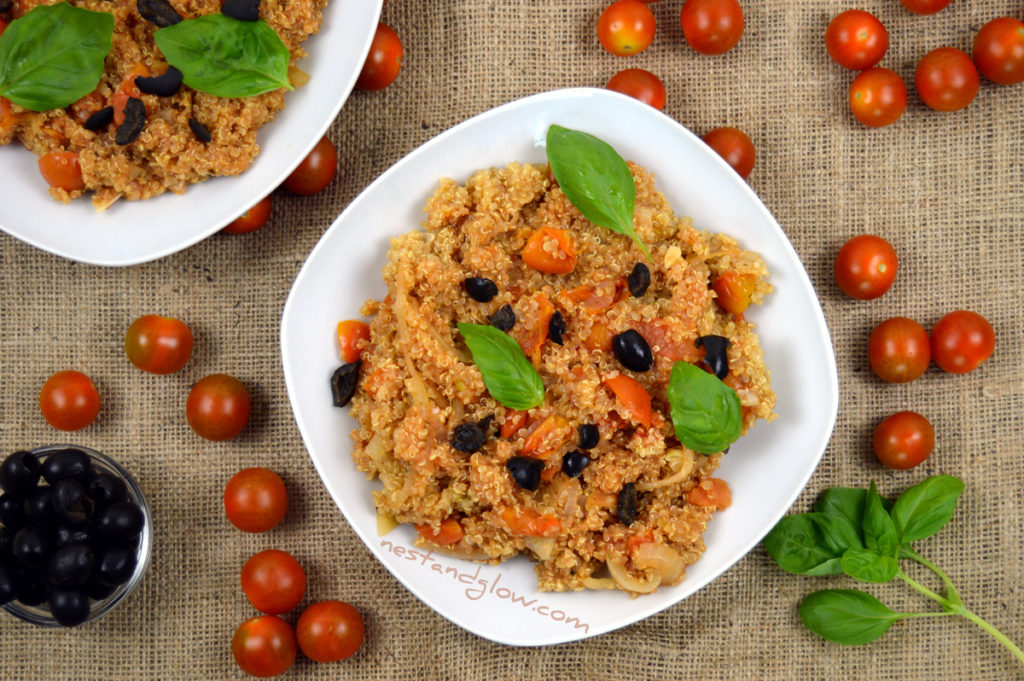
14;568;48;606
695;335;731;380
489;304;516;332
0;561;16;605
506;457;543;491
0;526;13;556
23;486;55;522
47;544;95;588
55;524;92;547
41;448;93;485
548;311;567;345
95;501;145;540
450;421;488;454
12;526;53;568
617;482;638;526
612;330;653;372
95;545;137;587
84;577;117;601
51;478;93;525
88;472;128;508
0;450;41;494
464;277;498;303
0;493;26;529
577;423;599;450
49;589;91;626
627;263;651;297
330;360;361;408
561;451;591;478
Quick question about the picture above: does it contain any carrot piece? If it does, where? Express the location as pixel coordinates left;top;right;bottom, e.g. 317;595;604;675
336;319;371;363
522;226;577;274
113;63;150;126
512;292;554;364
711;271;756;316
603;375;653;428
415;517;465;545
687;478;732;510
498;507;561;537
520;414;572;457
500;408;529;439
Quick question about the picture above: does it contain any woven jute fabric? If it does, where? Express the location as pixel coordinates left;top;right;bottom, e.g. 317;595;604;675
1;0;1022;679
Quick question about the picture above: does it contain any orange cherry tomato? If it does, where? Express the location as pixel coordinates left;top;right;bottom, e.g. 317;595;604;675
38;152;85;192
296;601;365;663
356;23;403;91
241;549;307;615
930;310;995;374
899;0;952;14
124;315;194;374
224;468;288;533
849;67;906;128
833;234;898;300
687;477;732;509
915;47;979;113
680;0;744;55
597;0;656;57
867;317;930;384
186;373;251;441
973;17;1024;86
39;370;101;431
223;196;273;234
702;127;755;179
336;320;371;363
825;10;889;71
711;271;755;316
415;517;464;545
232;616;297;677
603;374;653;428
283;136;337;195
873;411;934;470
605;68;666;110
522;227;577;274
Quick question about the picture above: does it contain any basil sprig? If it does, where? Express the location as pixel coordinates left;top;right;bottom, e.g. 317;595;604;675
0;3;114;111
457;323;544;411
763;476;1024;665
666;361;742;454
545;125;651;260
155;14;292;98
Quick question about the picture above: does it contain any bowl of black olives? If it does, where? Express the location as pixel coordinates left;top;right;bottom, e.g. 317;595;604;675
0;445;152;627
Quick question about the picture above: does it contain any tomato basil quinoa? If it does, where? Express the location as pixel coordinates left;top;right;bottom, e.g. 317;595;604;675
346;161;776;594
0;0;325;209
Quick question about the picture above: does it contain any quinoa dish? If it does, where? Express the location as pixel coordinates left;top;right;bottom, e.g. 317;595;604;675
346;160;776;595
0;0;325;209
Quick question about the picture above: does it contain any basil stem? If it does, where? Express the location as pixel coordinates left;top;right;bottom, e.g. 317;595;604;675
457;323;544;411
666;361;742;454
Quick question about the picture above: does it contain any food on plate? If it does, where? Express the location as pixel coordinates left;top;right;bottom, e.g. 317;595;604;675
849;67;906;128
186;373;251;441
867;316;930;383
345;128;776;594
241;549;307;615
680;0;744;56
224;468;288;533
605;68;666;110
39;370;101;431
124;314;194;374
930;310;995;374
597;0;656;57
355;22;403;91
296;600;365;662
915;47;979;113
0;0;327;208
701;126;755;179
833;234;897;300
825;10;888;71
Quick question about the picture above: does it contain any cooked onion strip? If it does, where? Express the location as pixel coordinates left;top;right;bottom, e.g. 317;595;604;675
633;542;685;585
607;557;661;594
636;448;695;492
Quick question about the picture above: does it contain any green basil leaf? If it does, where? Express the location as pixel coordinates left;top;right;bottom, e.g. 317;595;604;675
807;512;863;555
763;515;842;576
799;589;902;646
863;481;899;557
890;475;965;544
545;125;651;260
155;15;292;98
0;3;113;111
840;547;899;583
457;323;544;410
666;361;742;454
814;487;866;536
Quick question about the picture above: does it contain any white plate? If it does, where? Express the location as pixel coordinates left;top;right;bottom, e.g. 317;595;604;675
0;0;382;266
281;88;838;646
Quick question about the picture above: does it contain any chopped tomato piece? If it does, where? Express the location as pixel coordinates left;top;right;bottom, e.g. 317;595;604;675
520;415;573;457
113;63;150;126
687;478;732;510
336;320;371;363
540;464;559;482
627;531;656;555
512;292;554;364
500;408;529;439
603;375;653;428
38;152;85;191
0;18;7;37
498;507;561;537
711;271;756;316
634;319;700;362
414;517;464;545
583;318;614;351
522;227;577;274
0;97;19;138
562;278;626;314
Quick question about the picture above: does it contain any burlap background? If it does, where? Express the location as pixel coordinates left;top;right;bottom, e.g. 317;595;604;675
1;0;1022;678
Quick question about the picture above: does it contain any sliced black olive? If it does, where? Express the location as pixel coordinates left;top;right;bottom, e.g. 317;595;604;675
464;277;498;302
222;0;260;21
95;544;137;587
506;457;543;491
627;263;651;297
696;335;732;380
548;311;567;345
489;304;515;331
477;414;495;438
12;526;53;568
23;486;54;522
55;524;92;548
41;448;92;485
561;451;590;478
49;589;91;626
84;106;115;132
116;97;146;145
94;501;144;540
136;66;183;97
330;360;360;407
47;544;95;588
616;482;638;526
577;423;599;450
51;478;93;525
0;562;16;605
450;421;488;453
88;472;127;508
137;0;182;27
189;117;212;143
612;329;653;372
0;450;41;493
0;493;26;529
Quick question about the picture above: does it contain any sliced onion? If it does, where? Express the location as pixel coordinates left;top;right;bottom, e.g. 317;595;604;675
524;536;556;560
583;576;617;590
634;542;685;585
376;510;399;536
607;557;661;594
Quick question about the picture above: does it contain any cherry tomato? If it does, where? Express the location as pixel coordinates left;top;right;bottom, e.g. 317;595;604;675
232;615;297;678
241;550;307;615
873;411;934;470
833;234;898;300
355;23;402;91
38;152;85;192
283;136;337;195
849;67;906;128
702;126;755;179
296;600;365;663
124;315;194;374
825;10;889;71
597;0;656;57
336;320;371;363
711;271;755;316
867;317;930;384
930;310;995;374
973;17;1024;86
223;196;272;234
680;0;744;56
39;370;101;431
185;373;251;441
899;0;952;15
915;47;979;112
224;468;288;533
605;68;666;110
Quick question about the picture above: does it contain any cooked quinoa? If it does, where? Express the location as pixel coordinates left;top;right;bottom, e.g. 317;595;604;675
0;0;325;208
350;161;776;594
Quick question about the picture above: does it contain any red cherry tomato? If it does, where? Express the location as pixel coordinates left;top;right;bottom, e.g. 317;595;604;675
0;19;7;37
825;10;889;71
232;616;297;678
833;234;898;300
930;310;995;374
223;196;272;234
38;152;85;192
185;373;251;441
241;550;307;615
680;0;744;56
283;136;337;196
702;126;755;179
973;17;1024;86
915;47;979;112
124;315;194;374
597;0;656;57
605;68;666;110
224;468;288;533
39;370;101;431
873;411;935;470
867;317;930;384
849;67;906;128
356;23;403;91
899;0;952;14
296;600;365;663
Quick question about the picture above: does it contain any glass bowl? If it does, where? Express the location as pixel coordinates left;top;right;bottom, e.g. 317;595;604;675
1;445;153;627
